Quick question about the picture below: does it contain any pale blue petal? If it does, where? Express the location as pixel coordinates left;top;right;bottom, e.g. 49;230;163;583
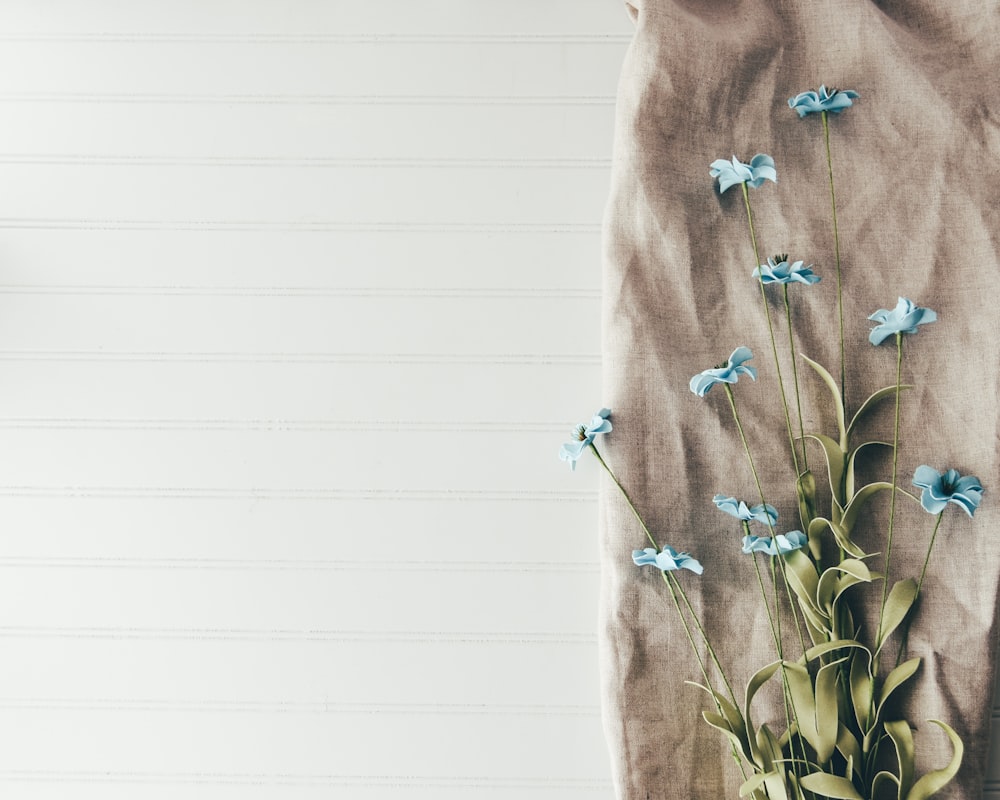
729;346;754;367
632;548;659;567
919;489;949;515
912;464;941;490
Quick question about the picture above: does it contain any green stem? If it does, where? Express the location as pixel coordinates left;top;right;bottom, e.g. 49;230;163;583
777;554;810;658
876;333;904;658
742;182;801;477
589;443;657;550
783;284;809;471
822;110;847;411
669;572;739;708
916;512;944;597
662;572;748;780
745;521;781;652
723;385;775;536
896;512;945;667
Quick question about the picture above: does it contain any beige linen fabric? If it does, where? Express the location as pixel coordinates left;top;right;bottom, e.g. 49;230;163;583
599;1;1000;798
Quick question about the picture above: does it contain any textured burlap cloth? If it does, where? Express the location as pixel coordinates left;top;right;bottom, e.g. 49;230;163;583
599;2;1000;797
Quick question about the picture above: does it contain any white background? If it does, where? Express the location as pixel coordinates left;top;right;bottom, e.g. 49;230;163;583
0;2;993;798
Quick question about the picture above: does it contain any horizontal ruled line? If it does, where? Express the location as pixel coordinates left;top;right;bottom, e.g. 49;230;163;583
0;32;632;45
0;418;575;432
0;351;600;365
0;556;598;574
0;218;601;233
0;770;612;788
0;487;595;501
0;92;616;106
0;154;611;169
0;285;600;299
0;626;598;644
0;697;600;715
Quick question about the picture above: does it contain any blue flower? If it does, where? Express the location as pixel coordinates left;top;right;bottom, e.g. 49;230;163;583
912;465;983;517
742;530;808;556
868;297;937;345
558;408;612;470
788;85;860;118
689;347;757;397
709;154;777;194
713;494;778;526
633;546;704;575
752;255;820;286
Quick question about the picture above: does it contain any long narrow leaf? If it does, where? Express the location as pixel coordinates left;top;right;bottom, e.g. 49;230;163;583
877;579;918;653
841;481;895;538
807;433;847;509
885;719;915;799
906;720;964;800
844;440;891;501
800;772;863;800
847;384;913;436
802;354;846;446
877;659;921;718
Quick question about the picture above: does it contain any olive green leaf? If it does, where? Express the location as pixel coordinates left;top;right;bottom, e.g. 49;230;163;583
906;720;963;800
802;355;846;447
800;772;864;800
807;432;847;509
846;385;913;437
844;441;891;501
876;579;918;654
797;469;818;531
885;719;916;799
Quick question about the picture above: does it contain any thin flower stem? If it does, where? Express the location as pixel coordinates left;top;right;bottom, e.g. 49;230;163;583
783;284;809;471
742;182;801;477
724;385;806;778
589;443;657;550
822;110;847;410
770;554;807;785
662;572;749;781
745;521;781;652
876;333;904;654
916;512;945;597
723;385;774;536
895;512;945;668
777;555;810;657
670;572;739;707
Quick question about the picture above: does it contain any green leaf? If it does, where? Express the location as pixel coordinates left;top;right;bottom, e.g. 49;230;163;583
877;579;918;653
836;724;863;778
703;711;753;762
802;354;847;446
844;440;891;501
847;384;913;437
877;658;921;719
885;719;915;799
745;660;783;766
687;680;751;757
740;771;779;798
905;720;964;800
815;658;845;764
800;772;864;800
783;549;822;614
817;560;872;614
841;482;895;538
809;516;867;559
849;648;874;733
807;433;847;509
872;771;901;800
796;469;818;532
784;662;820;754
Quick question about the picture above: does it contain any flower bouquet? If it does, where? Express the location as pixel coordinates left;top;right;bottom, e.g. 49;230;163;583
562;87;984;799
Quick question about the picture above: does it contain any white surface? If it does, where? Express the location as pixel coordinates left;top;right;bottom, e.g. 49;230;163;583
0;2;627;798
0;3;993;799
